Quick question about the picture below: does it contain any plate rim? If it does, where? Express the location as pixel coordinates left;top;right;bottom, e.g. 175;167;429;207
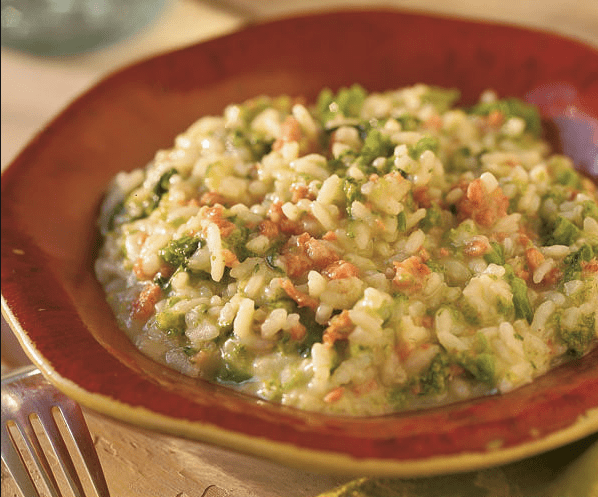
2;7;598;477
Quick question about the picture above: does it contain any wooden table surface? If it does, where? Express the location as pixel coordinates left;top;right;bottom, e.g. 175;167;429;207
2;1;597;495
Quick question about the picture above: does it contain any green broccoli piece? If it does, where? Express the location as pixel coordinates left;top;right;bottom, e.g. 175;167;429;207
146;168;178;213
505;265;533;324
468;97;542;137
110;168;179;228
420;203;443;231
456;352;496;386
549;216;581;246
418;353;451;395
421;87;461;112
558;313;596;356
159;235;201;268
217;341;254;384
582;200;598;221
484;241;505;265
409;136;439;159
230;128;273;161
395;113;421;131
223;223;251;262
397;211;407;232
217;364;253;383
317;84;367;122
343;176;364;216
155;310;186;336
547;156;583;189
460;300;482;326
359;128;395;166
563;244;594;282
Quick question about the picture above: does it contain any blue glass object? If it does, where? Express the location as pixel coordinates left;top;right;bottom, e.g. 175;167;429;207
1;0;167;56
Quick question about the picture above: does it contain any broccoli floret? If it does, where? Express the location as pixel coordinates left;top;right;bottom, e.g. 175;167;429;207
556;217;582;244
388;387;408;409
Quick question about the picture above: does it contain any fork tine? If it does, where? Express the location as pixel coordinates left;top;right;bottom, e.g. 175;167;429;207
54;404;111;497
35;405;87;497
1;420;42;497
2;366;111;497
2;415;61;497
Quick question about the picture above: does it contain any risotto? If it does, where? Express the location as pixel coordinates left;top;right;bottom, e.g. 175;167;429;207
95;84;598;416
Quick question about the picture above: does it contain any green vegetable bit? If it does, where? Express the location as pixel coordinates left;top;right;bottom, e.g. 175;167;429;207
397;211;407;232
484;241;505;265
505;265;534;324
343;177;364;216
549;216;581;246
563;244;594;282
582;200;598;221
395;113;421;131
456;352;495;385
147;168;178;212
469;97;542;137
548;156;582;189
409;136;439;160
217;340;254;384
420;203;442;231
558;313;596;356
317;84;367;122
156;310;186;332
421;87;461;112
418;353;451;395
159;235;201;267
359;128;395;167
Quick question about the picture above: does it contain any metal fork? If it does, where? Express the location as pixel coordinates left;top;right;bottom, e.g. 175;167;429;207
1;365;110;496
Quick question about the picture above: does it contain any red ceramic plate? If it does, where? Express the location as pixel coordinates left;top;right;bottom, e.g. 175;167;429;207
2;9;598;476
